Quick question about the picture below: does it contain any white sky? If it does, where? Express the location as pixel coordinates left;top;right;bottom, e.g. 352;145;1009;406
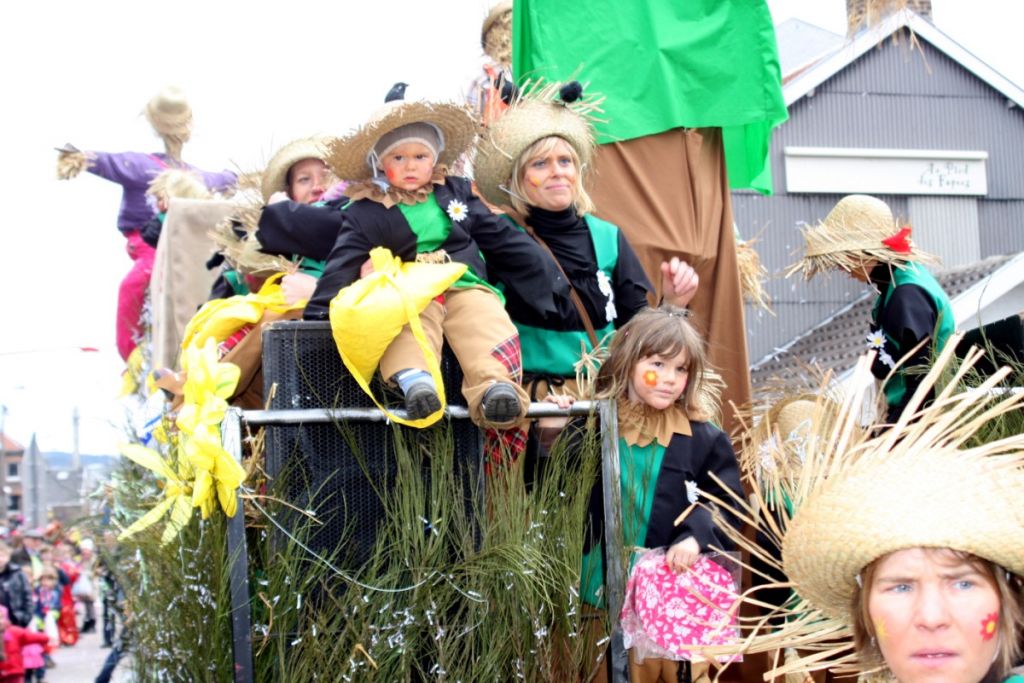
0;0;1020;454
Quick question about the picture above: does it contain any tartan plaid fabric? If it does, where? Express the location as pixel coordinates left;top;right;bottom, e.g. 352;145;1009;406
484;426;528;473
490;335;523;384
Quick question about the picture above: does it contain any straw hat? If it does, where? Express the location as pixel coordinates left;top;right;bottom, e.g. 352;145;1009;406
787;194;936;279
693;342;1024;678
325;100;476;182
481;0;513;63
144;86;193;138
474;79;603;207
261;136;331;203
784;441;1024;624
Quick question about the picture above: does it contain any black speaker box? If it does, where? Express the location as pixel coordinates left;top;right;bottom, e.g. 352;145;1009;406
260;320;482;568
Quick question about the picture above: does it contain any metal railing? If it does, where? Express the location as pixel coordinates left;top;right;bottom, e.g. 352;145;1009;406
221;400;629;683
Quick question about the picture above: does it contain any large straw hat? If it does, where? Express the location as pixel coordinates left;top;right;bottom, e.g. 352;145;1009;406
261;136;331;203
474;79;603;207
783;440;1024;624
787;194;936;279
144;86;193;138
693;342;1024;677
325;100;476;182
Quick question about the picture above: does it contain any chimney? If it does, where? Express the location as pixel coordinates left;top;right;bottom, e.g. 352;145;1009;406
847;0;932;35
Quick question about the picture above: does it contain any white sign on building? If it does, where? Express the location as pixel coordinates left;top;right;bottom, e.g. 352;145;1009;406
784;147;988;195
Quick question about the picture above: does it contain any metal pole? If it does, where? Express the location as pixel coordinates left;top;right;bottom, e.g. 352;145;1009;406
599;400;629;682
222;408;254;683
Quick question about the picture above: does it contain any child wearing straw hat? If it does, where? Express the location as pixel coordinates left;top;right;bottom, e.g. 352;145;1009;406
698;343;1024;683
789;194;954;423
55;86;238;361
305;91;569;433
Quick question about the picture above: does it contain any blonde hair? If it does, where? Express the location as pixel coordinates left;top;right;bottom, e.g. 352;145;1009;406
852;548;1024;680
594;305;710;420
146;169;211;204
509;136;594;216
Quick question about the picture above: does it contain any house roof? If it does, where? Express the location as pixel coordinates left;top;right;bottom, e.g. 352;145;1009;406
1;435;24;453
775;18;844;82
751;253;1022;390
783;10;1024;109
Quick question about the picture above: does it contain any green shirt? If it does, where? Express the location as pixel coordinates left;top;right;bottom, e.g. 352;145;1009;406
398;194;503;302
513;0;788;194
581;439;666;608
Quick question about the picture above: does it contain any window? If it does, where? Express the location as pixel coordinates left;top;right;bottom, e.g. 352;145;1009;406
6;462;17;480
7;495;20;512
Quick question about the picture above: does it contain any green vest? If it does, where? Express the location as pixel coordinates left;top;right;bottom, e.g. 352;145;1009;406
517;215;619;376
873;263;955;407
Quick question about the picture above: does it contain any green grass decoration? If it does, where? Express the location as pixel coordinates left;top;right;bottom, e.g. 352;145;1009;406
112;413;604;681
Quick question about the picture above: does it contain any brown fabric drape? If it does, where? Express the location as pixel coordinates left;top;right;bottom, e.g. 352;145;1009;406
150;198;235;369
590;128;751;438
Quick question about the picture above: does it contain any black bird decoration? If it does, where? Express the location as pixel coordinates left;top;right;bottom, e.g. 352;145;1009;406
559;80;583;103
385;82;409;102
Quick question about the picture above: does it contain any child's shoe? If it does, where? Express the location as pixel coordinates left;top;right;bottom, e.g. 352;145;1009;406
404;382;442;419
482;383;522;423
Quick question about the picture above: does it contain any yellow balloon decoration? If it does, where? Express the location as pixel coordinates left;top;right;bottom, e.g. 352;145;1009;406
329;247;467;428
180;274;305;363
117;443;196;546
176;338;245;519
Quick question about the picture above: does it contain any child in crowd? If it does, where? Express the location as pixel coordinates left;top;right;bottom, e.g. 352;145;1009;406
29;566;61;678
305;93;567;432
0;606;49;683
553;306;743;682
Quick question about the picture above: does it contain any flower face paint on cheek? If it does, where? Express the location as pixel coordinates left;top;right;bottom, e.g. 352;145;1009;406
385;167;397;182
980;612;998;641
643;371;658;387
873;618;888;641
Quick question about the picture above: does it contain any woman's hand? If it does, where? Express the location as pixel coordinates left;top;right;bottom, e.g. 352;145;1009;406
660;257;699;308
665;536;700;573
281;273;318;305
543;393;576;409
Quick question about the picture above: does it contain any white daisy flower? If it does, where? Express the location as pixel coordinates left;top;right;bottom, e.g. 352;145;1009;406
685;480;700;504
446;199;469;223
866;329;886;349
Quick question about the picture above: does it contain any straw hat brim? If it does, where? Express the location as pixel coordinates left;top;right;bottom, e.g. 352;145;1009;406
787;194;935;278
261;137;331;203
474;99;595;207
326;101;477;181
782;449;1024;623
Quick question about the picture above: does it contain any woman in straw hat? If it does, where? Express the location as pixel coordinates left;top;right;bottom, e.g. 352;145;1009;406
789;194;954;424
208;136;341;302
696;342;1024;683
473;79;699;462
304;88;569;445
55;86;237;361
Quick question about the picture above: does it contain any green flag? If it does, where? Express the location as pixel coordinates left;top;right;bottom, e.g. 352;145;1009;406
513;0;788;193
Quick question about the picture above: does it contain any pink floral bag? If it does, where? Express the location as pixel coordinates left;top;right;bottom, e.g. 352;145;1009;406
619;549;742;663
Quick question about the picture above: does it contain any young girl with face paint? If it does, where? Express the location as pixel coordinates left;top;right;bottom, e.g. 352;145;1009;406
551;305;743;682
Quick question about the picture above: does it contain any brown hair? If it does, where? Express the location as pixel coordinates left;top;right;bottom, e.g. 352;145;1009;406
509;136;595;216
594;305;710;420
852;548;1024;679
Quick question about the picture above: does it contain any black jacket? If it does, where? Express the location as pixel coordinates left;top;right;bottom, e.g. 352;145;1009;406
0;561;33;627
304;177;570;321
581;420;744;555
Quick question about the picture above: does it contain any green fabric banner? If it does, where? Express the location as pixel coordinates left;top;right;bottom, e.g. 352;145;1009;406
513;0;788;193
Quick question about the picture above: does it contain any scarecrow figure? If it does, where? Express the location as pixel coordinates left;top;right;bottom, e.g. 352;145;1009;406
56;86;237;360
